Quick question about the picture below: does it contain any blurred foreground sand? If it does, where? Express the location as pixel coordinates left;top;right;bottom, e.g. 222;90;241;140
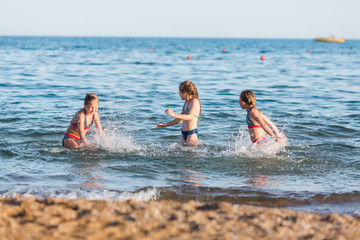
0;197;359;239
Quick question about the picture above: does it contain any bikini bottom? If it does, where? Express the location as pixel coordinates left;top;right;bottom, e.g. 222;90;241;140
252;136;267;144
62;133;82;147
181;128;199;141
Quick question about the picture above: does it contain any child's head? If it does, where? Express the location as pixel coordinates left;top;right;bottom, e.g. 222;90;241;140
179;81;201;120
84;93;99;113
179;81;199;100
240;90;256;109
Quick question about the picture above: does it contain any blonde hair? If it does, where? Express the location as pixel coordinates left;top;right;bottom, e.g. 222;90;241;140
84;93;99;105
179;81;201;121
240;90;256;108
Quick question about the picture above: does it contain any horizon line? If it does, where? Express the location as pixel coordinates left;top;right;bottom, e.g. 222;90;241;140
0;34;358;41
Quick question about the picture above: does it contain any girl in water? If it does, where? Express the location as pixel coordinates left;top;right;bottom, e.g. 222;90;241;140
239;90;285;145
62;93;105;149
156;81;201;147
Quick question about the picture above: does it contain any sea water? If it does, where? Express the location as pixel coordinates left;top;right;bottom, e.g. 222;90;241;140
0;36;359;215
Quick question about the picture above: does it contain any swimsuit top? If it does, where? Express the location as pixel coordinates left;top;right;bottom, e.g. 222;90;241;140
71;108;94;130
246;107;261;128
182;99;199;119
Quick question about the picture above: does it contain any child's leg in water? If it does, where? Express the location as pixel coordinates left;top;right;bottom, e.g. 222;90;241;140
181;129;199;147
180;136;186;145
63;138;81;149
185;133;199;147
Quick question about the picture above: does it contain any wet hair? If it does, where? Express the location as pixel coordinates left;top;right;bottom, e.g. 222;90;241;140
84;93;99;105
240;90;256;108
179;81;201;120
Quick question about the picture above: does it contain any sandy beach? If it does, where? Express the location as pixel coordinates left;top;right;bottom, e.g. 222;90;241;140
0;197;359;239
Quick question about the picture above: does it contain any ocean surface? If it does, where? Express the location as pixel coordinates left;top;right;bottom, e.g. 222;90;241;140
0;36;359;215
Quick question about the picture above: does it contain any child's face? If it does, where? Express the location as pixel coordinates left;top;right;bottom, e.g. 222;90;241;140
179;91;186;100
84;100;99;114
239;97;245;109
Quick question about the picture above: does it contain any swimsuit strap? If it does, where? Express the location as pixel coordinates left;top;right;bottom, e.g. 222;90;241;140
246;107;262;128
246;107;255;127
246;107;252;125
83;108;94;129
182;101;189;114
70;108;94;130
182;99;199;120
83;108;88;128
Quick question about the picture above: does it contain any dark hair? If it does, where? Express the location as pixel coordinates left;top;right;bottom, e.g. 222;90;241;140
84;93;99;105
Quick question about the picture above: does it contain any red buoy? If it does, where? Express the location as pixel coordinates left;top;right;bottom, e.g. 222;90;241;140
148;47;152;51
260;55;265;61
307;49;311;53
222;48;226;52
187;55;192;60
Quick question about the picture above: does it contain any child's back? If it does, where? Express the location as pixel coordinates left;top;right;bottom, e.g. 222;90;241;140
239;90;285;144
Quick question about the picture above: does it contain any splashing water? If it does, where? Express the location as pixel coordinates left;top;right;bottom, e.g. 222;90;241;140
90;128;141;153
230;128;289;158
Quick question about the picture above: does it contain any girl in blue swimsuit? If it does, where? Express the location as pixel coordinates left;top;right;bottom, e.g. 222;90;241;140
239;90;285;145
63;93;105;149
156;81;201;147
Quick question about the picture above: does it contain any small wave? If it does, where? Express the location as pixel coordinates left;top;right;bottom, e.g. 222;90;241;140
157;187;360;215
42;148;66;154
1;188;159;202
133;61;172;66
0;117;22;123
73;45;92;49
259;50;271;54
0;149;18;157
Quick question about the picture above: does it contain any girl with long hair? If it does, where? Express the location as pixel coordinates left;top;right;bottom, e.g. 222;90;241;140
156;81;201;147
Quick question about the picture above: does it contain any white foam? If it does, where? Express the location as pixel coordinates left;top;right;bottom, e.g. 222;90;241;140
42;148;66;153
137;141;212;158
228;128;289;158
90;128;141;153
2;188;159;202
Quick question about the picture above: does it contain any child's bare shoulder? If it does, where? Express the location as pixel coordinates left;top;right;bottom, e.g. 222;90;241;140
250;107;261;116
72;108;84;120
191;98;200;105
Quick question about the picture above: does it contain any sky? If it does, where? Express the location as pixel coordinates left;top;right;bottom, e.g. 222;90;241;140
0;0;359;39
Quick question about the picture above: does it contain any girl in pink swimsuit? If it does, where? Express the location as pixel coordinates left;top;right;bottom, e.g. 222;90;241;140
239;90;285;145
63;93;105;149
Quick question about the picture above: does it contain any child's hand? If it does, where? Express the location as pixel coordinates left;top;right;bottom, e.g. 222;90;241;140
155;122;167;128
165;109;175;118
275;133;286;142
82;139;89;147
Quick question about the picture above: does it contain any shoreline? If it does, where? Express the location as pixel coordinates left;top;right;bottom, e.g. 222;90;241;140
1;197;359;239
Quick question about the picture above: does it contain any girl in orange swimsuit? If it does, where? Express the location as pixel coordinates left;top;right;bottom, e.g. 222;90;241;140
63;93;105;149
239;90;285;145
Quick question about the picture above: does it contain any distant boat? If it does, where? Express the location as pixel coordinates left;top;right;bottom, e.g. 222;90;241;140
314;36;345;43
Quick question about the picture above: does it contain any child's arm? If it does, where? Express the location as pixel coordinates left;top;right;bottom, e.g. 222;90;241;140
251;110;276;138
262;114;286;141
156;118;182;128
94;112;105;136
165;99;200;121
77;111;89;146
261;114;280;136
